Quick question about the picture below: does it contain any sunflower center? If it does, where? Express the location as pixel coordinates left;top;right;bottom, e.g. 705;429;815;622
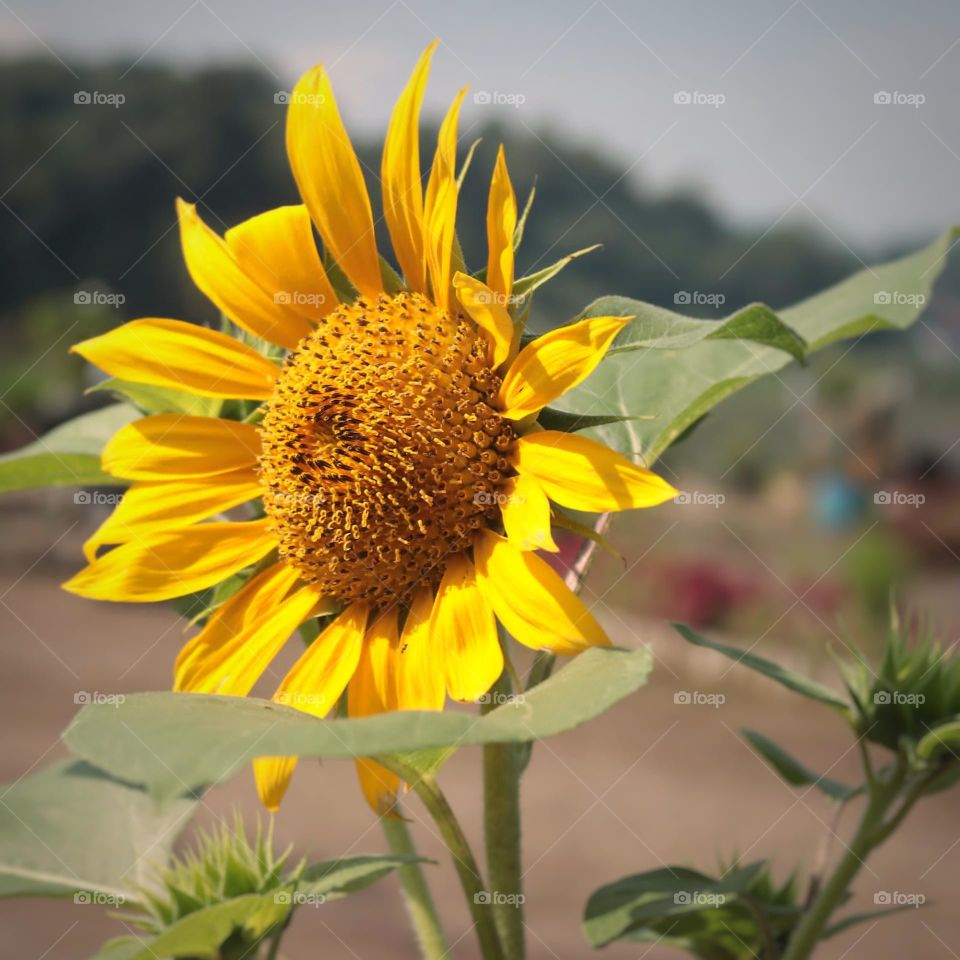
259;292;515;606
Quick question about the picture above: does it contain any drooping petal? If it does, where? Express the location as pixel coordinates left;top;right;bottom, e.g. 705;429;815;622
101;415;261;480
431;552;502;702
486;145;517;302
254;602;369;811
498;315;632;420
423;88;466;311
349;609;401;815
382;41;437;293
83;470;261;561
474;530;609;655
498;473;558;552
224;205;338;321
63;519;276;602
396;586;445;710
453;273;513;368
174;561;302;689
286;65;381;296
72;318;279;400
513;431;678;512
176;199;313;350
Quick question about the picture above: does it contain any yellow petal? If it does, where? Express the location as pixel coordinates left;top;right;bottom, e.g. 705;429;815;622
453;273;513;368
83;470;261;561
174;561;302;689
349;609;401;814
253;602;369;811
498;315;633;420
486;145;517;302
63;519;276;602
102;415;261;480
431;552;502;702
396;586;446;710
382;41;437;293
225;205;338;322
176;199;313;350
474;530;609;655
499;473;558;552
72;318;279;400
423;88;466;311
514;431;678;511
286;65;381;296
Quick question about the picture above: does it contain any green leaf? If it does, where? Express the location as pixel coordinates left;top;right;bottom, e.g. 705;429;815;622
96;890;291;960
511;244;600;300
534;408;649;434
87;379;221;417
916;719;960;761
822;901;927;939
675;624;850;711
64;646;653;804
742;729;860;801
557;229;958;463
0;403;138;492
0;760;197;900
297;854;427;900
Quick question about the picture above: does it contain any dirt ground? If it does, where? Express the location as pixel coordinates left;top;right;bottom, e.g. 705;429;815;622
0;505;957;959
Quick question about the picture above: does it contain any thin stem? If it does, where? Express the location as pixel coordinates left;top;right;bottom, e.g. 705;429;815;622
381;813;450;960
483;673;526;959
381;759;504;960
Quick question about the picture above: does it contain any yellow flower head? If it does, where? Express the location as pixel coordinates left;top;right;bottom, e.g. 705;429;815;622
65;42;677;813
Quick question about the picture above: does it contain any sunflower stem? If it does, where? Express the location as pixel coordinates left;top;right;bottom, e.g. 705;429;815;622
483;672;526;959
381;759;504;960
381;813;450;960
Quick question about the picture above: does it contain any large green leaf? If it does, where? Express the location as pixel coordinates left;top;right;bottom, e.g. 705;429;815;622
297;854;427;899
0;403;137;492
558;229;958;462
0;760;196;900
675;624;851;711
87;379;221;417
64;646;652;804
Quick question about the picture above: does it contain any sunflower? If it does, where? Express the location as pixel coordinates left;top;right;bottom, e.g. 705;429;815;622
64;41;677;813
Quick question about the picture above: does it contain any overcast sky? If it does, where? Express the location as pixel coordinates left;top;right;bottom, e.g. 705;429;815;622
5;0;960;249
